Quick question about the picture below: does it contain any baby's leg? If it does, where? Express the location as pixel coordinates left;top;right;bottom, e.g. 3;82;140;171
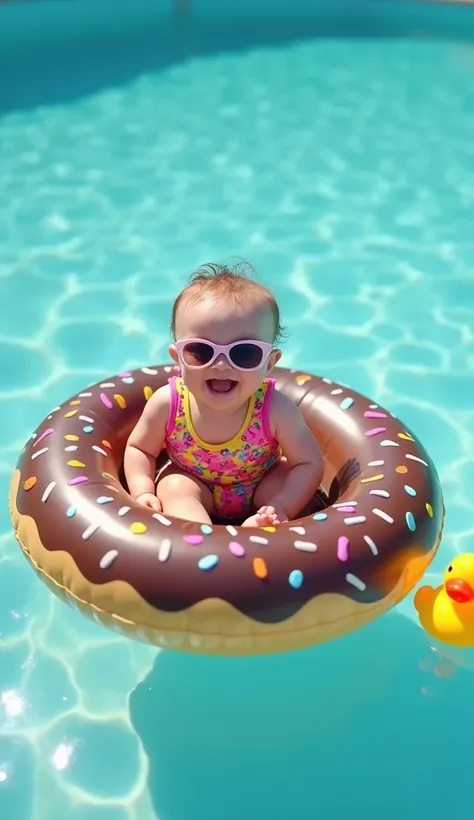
157;464;214;525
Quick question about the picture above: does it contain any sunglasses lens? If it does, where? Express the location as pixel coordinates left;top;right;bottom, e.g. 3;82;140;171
229;343;264;369
181;341;214;367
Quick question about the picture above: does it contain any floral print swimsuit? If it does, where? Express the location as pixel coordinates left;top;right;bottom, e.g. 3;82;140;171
164;376;282;519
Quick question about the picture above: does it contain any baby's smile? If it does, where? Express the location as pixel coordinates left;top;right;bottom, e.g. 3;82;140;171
206;377;239;395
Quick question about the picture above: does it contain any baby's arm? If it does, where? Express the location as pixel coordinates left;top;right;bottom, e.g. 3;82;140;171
269;390;324;521
123;385;170;512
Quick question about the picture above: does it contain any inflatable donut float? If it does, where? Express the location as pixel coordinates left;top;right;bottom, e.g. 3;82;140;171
9;365;444;655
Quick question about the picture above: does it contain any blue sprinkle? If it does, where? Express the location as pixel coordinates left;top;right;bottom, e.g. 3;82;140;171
66;506;76;518
83;425;94;434
198;554;219;571
201;524;213;535
340;397;354;410
122;377;134;384
406;512;416;531
313;512;327;521
289;569;304;589
97;496;114;504
404;485;417;497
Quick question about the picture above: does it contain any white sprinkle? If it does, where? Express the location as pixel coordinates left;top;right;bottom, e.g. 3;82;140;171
118;506;130;516
31;447;48;460
158;539;172;561
249;535;268;545
346;573;367;591
100;382;115;388
164;366;173;373
330;388;343;395
92;445;108;457
79;415;94;423
364;535;379;555
41;481;56;502
289;526;306;535
333;500;357;508
369;404;378;409
368;459;384;467
322;377;332;383
226;525;238;536
64;445;78;452
372;508;394;524
153;513;171;526
49;406;61;414
294;540;318;552
369;489;390;498
100;550;119;569
82;523;100;540
78;392;92;397
406;454;428;467
343;515;367;525
380;440;399;447
141;367;158;375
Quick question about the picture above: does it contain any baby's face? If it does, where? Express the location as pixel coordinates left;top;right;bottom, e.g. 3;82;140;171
169;295;281;410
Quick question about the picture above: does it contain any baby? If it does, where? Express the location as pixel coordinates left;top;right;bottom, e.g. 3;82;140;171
124;263;324;527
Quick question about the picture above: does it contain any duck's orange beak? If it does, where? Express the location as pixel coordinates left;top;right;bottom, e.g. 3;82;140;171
445;578;474;603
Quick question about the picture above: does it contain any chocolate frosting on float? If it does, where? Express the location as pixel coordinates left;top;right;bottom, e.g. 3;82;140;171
10;366;444;634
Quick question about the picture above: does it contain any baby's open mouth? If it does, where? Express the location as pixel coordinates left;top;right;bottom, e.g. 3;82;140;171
206;379;238;394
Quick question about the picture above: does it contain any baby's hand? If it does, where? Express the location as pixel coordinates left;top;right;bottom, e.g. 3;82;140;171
257;504;289;525
135;492;162;513
241;504;289;528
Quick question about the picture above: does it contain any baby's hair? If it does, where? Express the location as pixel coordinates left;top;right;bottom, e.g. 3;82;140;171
170;261;285;344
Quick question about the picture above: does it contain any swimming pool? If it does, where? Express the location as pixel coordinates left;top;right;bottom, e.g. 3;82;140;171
1;1;474;818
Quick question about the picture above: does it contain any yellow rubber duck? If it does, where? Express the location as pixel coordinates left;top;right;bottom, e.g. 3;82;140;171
414;554;474;647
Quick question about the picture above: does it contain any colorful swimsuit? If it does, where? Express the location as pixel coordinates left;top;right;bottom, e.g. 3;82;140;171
164;376;282;519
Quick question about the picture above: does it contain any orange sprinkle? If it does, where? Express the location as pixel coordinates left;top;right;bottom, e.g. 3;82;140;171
23;476;37;491
398;432;414;442
64;410;78;418
426;503;433;517
296;374;311;386
361;474;384;483
114;393;126;410
69;399;81;406
67;460;85;468
253;557;268;579
144;385;153;401
262;526;276;533
396;465;408;474
102;440;112;450
64;434;79;441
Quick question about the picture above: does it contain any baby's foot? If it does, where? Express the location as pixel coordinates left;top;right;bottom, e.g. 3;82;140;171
242;511;278;528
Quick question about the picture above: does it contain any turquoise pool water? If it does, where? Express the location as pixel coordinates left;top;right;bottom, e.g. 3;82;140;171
1;8;474;820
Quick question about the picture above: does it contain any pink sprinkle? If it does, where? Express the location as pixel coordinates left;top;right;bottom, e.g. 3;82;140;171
337;536;349;562
365;427;387;437
100;392;113;409
67;476;89;486
184;534;204;545
229;541;246;557
364;411;387;419
33;427;54;447
336;506;356;513
118;372;132;378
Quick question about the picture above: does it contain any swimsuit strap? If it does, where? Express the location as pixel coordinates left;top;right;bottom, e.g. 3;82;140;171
165;376;180;436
